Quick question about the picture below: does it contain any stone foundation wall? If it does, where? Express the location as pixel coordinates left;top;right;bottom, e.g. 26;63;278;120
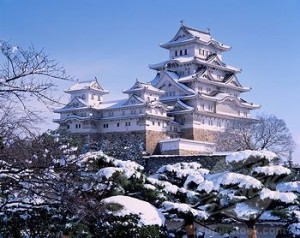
192;128;220;143
93;131;146;159
145;131;168;155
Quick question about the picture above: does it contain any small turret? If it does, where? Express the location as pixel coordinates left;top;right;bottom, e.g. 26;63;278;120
65;78;109;106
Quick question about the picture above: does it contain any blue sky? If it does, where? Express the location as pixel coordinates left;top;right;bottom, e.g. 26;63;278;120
1;0;300;161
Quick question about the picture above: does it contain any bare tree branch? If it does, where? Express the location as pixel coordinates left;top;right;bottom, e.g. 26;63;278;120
216;114;295;159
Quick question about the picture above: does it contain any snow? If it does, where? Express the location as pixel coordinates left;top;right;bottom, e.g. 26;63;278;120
226;150;277;164
259;211;280;221
207;172;263;190
196;180;215;193
289;223;300;235
260;188;297;203
233;202;260;220
101;195;165;226
253;165;291;176
78;151;143;179
162;201;207;219
277;181;300;193
147;177;179;194
96;167;122;179
157;162;202;176
143;184;156;190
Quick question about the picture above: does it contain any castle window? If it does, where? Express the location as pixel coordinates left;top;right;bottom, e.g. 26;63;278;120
152;121;155;125
158;121;161;126
180;50;182;56
184;49;187;55
103;124;109;128
175;50;177;56
117;122;120;127
125;122;131;126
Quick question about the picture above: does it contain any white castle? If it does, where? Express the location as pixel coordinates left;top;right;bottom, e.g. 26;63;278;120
54;24;259;155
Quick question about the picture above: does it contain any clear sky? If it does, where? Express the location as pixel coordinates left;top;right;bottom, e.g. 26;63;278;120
1;0;300;161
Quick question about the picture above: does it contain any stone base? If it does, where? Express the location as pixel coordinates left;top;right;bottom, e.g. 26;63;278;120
182;128;220;143
145;131;169;155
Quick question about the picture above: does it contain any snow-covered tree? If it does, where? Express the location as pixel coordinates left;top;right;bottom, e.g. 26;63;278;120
149;150;300;238
0;129;167;236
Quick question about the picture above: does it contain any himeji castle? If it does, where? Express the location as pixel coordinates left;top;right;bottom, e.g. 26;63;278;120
54;23;259;155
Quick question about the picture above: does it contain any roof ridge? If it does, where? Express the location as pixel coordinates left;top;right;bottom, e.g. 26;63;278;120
182;24;210;35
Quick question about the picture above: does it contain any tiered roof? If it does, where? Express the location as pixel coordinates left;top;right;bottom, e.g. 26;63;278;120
123;80;164;95
160;24;231;51
65;79;109;94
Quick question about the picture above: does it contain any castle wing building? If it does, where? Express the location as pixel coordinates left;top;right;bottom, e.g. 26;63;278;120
54;24;259;155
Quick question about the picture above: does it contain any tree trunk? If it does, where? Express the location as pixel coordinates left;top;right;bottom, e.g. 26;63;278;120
185;223;196;238
247;224;257;238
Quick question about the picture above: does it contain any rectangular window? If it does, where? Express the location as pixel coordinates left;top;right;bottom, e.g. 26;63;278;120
117;122;120;127
175;50;177;56
103;124;108;128
180;50;182;56
184;49;188;55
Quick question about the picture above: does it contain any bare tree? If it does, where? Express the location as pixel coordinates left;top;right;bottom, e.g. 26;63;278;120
216;114;295;159
0;41;72;141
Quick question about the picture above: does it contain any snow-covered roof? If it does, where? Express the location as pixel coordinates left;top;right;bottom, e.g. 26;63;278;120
149;55;240;73
123;80;164;94
149;57;194;70
65;79;109;94
101;195;165;226
168;100;194;114
199;92;260;109
53;97;90;112
165;71;196;94
160;24;230;51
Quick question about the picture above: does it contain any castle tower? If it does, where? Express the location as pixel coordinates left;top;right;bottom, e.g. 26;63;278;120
149;23;259;142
